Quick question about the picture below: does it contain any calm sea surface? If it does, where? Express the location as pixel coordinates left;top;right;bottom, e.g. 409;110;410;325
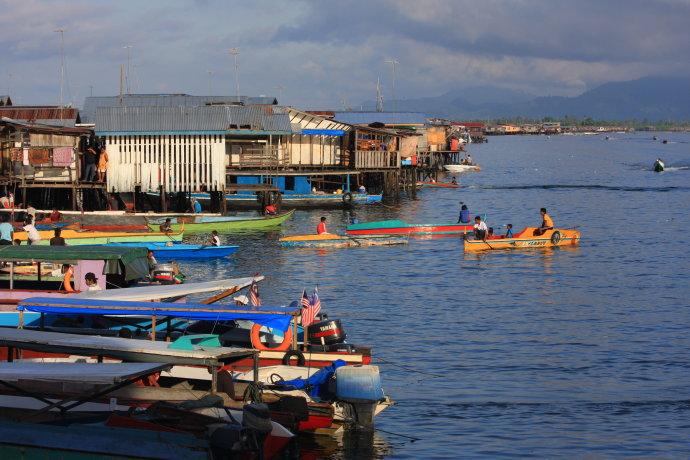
182;132;690;459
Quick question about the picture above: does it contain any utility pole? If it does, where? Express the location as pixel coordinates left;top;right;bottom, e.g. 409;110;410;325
275;85;284;104
207;70;213;94
89;85;93;97
229;48;240;100
123;45;133;94
55;28;65;120
384;58;399;112
376;77;384;112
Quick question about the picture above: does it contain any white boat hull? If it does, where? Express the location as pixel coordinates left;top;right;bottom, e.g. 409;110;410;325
444;164;481;173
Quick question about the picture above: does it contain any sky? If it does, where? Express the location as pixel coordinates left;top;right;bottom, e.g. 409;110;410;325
1;0;689;109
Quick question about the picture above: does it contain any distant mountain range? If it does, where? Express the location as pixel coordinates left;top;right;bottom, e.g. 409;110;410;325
363;76;690;121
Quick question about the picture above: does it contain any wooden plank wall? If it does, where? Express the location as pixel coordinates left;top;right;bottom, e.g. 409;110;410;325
105;134;225;193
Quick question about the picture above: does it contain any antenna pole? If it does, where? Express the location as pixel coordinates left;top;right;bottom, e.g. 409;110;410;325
229;48;240;100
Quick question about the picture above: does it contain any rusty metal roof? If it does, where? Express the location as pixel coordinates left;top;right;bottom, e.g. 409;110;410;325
82;94;277;123
95;105;292;134
0;107;79;126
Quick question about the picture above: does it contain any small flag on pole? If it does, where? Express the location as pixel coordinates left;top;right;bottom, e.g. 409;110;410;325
301;286;321;327
249;277;261;307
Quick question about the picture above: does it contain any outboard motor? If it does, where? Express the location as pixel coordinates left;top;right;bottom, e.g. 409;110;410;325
307;319;346;346
152;263;178;285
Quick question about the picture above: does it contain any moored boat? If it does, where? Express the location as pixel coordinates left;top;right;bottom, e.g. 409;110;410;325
14;229;183;246
346;219;474;236
106;242;239;259
463;227;581;252
147;210;294;234
416;181;460;189
279;233;408;248
444;163;481;173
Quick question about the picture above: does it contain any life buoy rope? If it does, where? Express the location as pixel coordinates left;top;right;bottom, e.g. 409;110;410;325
250;323;292;352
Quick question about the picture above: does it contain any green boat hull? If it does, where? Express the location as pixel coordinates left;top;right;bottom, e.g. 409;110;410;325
149;210;295;234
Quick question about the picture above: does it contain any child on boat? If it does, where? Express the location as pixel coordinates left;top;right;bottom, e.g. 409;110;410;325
505;224;513;238
209;230;220;246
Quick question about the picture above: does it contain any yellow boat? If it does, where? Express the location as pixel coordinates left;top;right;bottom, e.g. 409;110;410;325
463;227;580;252
13;229;183;246
280;233;408;248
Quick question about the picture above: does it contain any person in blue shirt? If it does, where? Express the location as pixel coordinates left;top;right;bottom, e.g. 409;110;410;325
0;214;13;245
505;223;514;238
458;203;470;224
192;198;202;214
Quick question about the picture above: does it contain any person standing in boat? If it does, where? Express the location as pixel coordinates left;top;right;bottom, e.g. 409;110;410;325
458;203;470;223
192;198;202;214
505;224;514;238
317;216;328;234
473;216;488;240
535;208;554;236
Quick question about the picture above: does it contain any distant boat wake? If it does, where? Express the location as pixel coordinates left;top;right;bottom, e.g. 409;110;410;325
471;184;690;192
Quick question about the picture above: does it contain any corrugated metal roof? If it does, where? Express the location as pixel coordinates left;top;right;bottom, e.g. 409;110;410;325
82;94;277;123
95;105;292;134
0;107;79;124
332;111;427;126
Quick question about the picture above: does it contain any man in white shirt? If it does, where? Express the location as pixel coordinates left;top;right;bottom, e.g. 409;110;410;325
23;218;41;245
473;216;488;240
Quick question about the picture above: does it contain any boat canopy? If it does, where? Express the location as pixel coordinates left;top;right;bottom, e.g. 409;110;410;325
0;246;149;281
0;362;170;384
19;297;298;331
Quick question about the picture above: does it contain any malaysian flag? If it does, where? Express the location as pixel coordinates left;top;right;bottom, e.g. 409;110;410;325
249;278;261;307
301;286;321;327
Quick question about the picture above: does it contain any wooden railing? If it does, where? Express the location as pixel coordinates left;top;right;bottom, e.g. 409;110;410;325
353;150;400;169
237;146;288;169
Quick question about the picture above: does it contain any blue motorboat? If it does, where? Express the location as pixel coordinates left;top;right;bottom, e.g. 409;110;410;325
105;242;238;259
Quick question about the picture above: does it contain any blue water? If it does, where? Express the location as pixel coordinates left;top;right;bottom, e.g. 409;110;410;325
182;132;690;459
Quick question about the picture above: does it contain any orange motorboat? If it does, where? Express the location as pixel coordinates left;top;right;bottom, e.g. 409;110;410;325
463;227;581;252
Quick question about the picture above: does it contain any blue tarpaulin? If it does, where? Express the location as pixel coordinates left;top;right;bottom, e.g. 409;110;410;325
18;297;296;332
301;129;345;136
280;359;347;398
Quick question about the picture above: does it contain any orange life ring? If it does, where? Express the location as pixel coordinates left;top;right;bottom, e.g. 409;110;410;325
250;323;292;352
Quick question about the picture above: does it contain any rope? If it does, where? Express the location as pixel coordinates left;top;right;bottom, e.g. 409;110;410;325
374;357;444;379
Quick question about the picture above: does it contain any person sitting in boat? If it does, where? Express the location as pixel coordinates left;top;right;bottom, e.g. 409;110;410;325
62;264;75;292
451;177;458;185
49;228;66;246
317;216;328;235
50;208;61;222
535;208;554;236
488;227;495;239
264;204;277;215
209;230;221;246
473;216;487;240
0;213;13;245
466;154;473;165
159;218;172;233
505;223;514;238
358;185;366;194
84;272;102;291
458;203;470;224
23;217;40;245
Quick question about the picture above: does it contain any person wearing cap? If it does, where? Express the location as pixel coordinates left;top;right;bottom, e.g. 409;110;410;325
84;272;102;291
233;295;249;306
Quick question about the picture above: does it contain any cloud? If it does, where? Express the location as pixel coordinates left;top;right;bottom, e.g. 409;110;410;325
0;0;688;107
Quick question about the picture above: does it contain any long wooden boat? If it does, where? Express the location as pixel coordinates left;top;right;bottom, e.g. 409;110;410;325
416;181;460;189
444;163;481;172
106;242;239;259
279;233;408;248
192;191;383;209
147;210;294;234
463;227;581;252
346;219;474;236
14;229;183;245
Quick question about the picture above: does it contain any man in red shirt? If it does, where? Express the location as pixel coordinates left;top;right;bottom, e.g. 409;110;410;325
316;216;327;234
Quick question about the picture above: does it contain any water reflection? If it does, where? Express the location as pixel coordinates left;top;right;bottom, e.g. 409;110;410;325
297;431;393;460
